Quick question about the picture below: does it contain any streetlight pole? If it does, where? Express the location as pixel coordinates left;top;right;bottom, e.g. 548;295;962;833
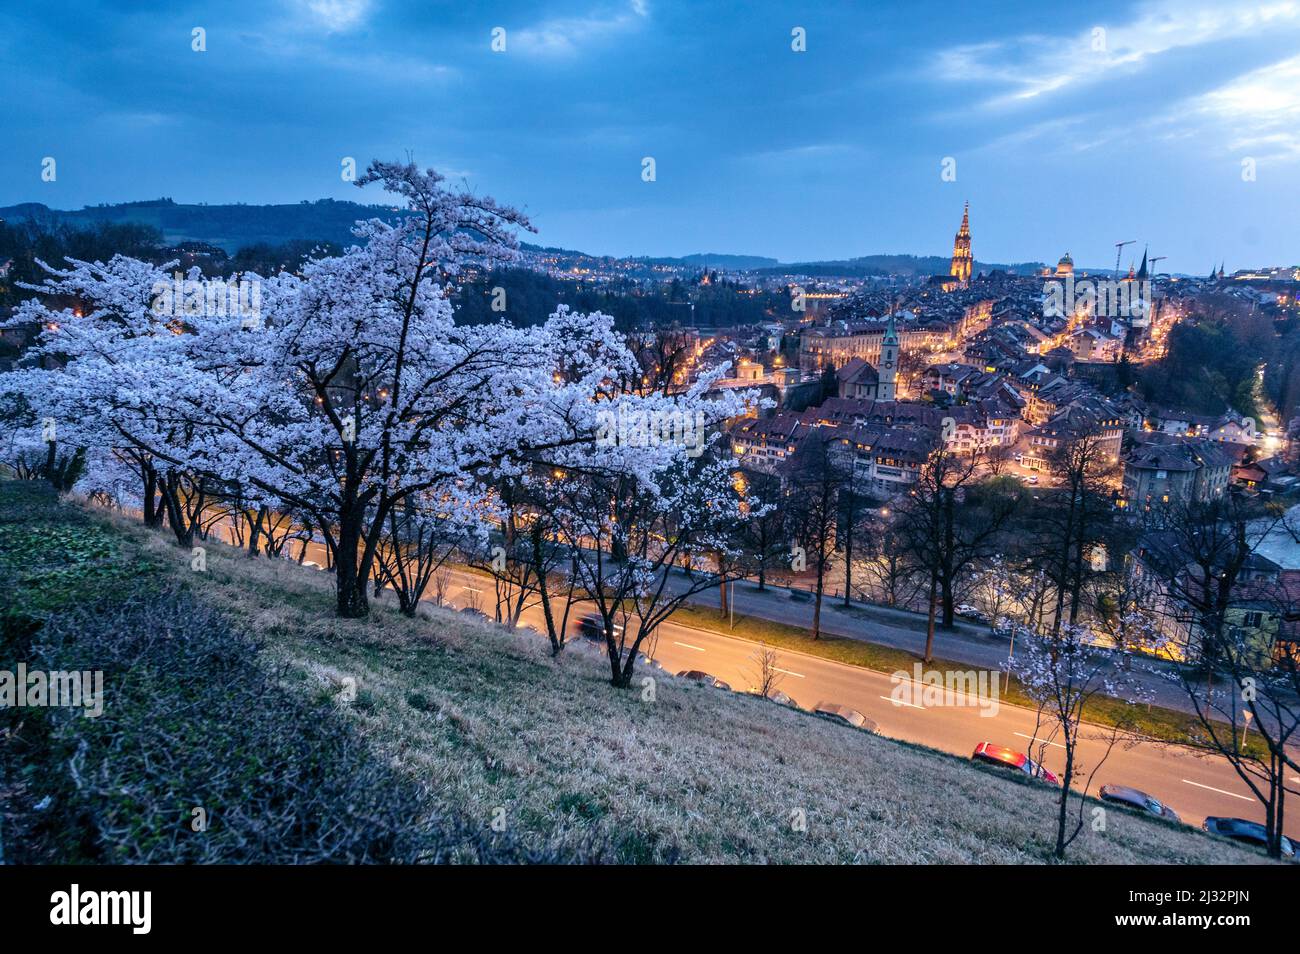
1004;627;1017;693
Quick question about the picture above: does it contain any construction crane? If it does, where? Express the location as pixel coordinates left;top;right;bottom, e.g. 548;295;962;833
1114;240;1135;278
1149;255;1167;277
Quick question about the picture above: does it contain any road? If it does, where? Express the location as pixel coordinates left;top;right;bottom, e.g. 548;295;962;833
668;570;1212;716
208;525;1300;840
416;561;1300;840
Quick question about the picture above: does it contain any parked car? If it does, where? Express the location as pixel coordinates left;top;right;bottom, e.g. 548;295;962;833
1202;817;1296;857
970;742;1061;786
1099;784;1180;822
956;603;989;623
813;701;879;733
676;670;732;691
1026;474;1039;485
765;689;798;707
788;588;813;603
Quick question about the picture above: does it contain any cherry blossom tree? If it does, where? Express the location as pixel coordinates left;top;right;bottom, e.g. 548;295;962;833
1005;624;1152;860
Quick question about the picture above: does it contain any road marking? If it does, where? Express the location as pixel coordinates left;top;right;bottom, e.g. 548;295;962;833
884;695;925;710
673;641;706;652
460;585;482;593
887;675;990;708
1015;732;1064;749
773;667;804;678
1181;779;1254;802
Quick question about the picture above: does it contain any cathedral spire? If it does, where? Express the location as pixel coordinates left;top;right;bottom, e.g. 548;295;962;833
1136;247;1148;281
950;201;972;284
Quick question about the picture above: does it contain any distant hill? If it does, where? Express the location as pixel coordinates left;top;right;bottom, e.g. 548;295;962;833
633;252;781;270
0;198;401;253
756;253;1045;278
1;199;1042;274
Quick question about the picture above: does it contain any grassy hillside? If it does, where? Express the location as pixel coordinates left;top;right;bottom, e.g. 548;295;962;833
0;482;1270;864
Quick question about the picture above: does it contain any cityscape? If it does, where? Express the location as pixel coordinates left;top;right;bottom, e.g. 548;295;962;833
1;0;1297;934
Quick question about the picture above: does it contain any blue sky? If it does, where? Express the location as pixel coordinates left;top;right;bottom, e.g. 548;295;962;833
2;0;1298;271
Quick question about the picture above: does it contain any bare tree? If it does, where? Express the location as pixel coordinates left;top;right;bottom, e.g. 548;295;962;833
746;643;787;699
855;514;924;609
785;430;848;639
1147;513;1300;859
1030;426;1121;634
734;467;788;593
895;446;1021;661
837;474;873;608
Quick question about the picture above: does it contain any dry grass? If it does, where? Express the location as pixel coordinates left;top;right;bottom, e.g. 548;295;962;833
117;515;1269;864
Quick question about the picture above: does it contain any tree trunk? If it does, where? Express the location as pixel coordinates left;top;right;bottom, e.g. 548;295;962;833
924;573;938;663
246;506;265;557
142;466;162;527
532;524;562;655
842;525;854;608
1055;743;1074;860
334;511;369;619
161;474;195;548
812;558;826;639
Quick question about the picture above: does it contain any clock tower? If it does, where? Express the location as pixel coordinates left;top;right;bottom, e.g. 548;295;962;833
877;312;899;401
950;201;972;284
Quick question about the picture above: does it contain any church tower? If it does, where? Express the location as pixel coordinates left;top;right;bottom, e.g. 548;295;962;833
950;201;972;284
877;312;899;402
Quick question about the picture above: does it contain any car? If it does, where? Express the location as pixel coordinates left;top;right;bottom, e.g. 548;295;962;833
788;588;813;603
813;701;879;733
1201;817;1296;857
1026;474;1039;484
764;689;798;707
301;559;322;570
676;670;732;691
1099;784;1180;822
956;603;989;623
970;742;1061;786
577;614;623;642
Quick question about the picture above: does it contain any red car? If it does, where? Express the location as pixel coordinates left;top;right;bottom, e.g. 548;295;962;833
971;742;1061;787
